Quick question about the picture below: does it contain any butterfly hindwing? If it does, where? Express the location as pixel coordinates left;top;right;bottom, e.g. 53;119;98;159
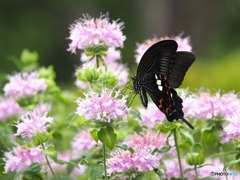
168;51;196;88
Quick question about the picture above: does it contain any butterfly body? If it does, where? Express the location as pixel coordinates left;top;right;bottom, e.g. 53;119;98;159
132;40;195;129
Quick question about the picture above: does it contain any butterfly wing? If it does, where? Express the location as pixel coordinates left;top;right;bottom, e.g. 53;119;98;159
142;72;194;129
168;51;196;88
136;40;177;79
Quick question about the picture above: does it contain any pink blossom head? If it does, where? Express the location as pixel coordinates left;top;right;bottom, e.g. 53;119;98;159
15;111;53;138
68;13;126;53
75;88;130;124
0;98;23;121
124;130;167;150
107;146;160;178
221;111;240;143
183;90;240;121
3;71;47;99
138;102;165;128
71;130;100;158
34;103;52;116
160;33;192;52
134;34;192;64
3;145;45;173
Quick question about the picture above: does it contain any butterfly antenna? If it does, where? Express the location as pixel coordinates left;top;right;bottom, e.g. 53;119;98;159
120;54;135;77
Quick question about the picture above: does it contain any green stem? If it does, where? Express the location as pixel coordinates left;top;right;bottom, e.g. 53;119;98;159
173;129;184;179
41;144;58;180
103;144;108;180
96;55;100;68
194;165;198;180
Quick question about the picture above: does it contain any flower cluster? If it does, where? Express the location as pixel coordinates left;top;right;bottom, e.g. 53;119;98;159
124;130;169;152
68;13;126;53
3;71;47;98
15;111;53;138
0;98;23;121
182;90;240;120
107;146;160;178
138;90;240;129
135;34;192;63
221;112;240;143
3;145;45;173
75;88;129;123
138;102;166;128
71;130;100;158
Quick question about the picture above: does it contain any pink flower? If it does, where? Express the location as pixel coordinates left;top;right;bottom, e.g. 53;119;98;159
15;111;53;138
3;72;47;98
3;145;45;173
221;112;240;143
107;146;160;178
183;91;240;120
135;34;192;63
138;102;165;128
68;13;126;53
161;34;192;52
75;88;129;123
34;103;52;116
0;98;23;121
71;130;100;158
124;130;167;151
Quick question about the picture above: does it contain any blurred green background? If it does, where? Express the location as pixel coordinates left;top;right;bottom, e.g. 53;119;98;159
1;0;240;92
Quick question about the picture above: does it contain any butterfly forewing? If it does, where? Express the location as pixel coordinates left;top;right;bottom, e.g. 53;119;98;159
136;40;177;79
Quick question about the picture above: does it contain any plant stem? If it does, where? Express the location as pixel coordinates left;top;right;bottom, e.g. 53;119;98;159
194;165;198;180
103;144;108;180
41;144;58;180
96;55;99;68
173;129;184;179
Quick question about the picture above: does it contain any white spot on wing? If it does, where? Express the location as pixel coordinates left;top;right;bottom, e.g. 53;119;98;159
156;80;161;85
158;85;163;91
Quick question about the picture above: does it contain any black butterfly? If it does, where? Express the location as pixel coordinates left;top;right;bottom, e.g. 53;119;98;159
132;40;196;129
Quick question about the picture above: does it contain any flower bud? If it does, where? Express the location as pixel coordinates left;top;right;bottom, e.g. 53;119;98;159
186;152;205;165
20;49;38;64
77;65;100;82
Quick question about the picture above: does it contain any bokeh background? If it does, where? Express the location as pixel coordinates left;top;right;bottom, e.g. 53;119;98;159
1;0;240;92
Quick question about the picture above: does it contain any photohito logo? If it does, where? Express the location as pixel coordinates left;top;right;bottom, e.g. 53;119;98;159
211;171;238;176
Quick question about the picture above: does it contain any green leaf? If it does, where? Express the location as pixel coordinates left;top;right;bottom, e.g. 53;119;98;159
42;146;57;162
184;168;194;173
34;133;46;145
158;146;172;153
14;163;42;180
198;163;213;169
194;143;203;150
98;126;116;150
179;128;194;146
223;159;240;170
89;165;104;180
55;159;79;168
90;129;99;142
